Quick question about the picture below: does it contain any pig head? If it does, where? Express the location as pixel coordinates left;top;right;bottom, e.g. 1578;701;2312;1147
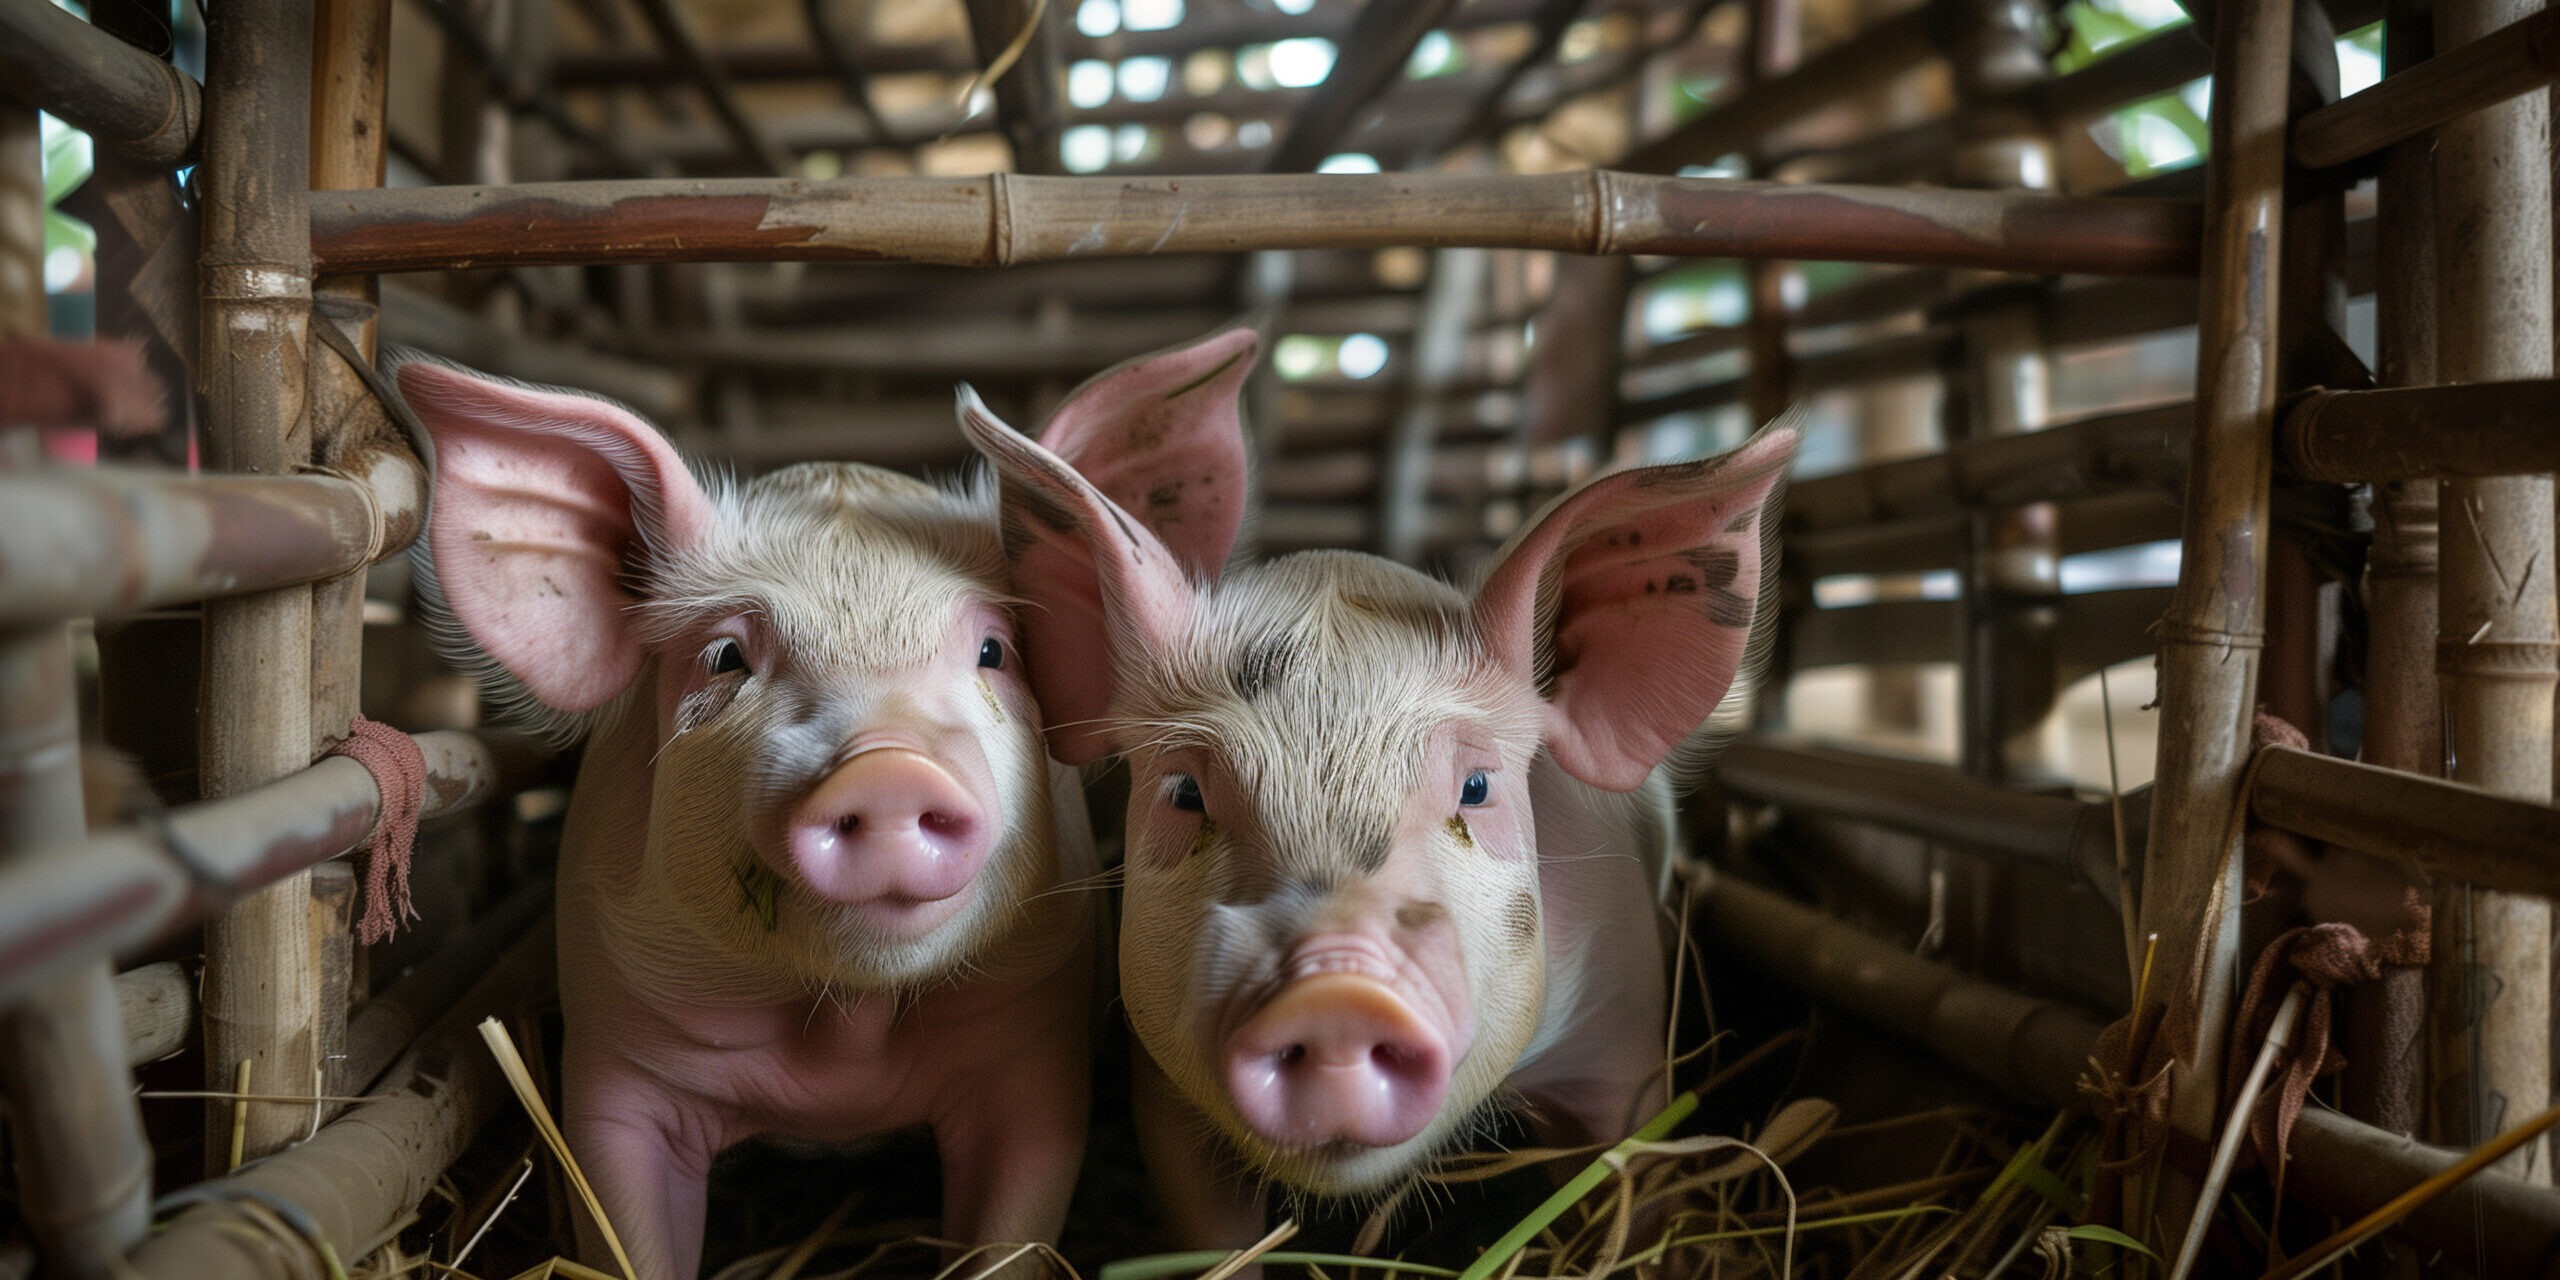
400;359;1108;1278
961;326;1795;1239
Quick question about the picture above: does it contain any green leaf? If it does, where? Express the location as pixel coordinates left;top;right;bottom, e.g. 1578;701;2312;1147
2066;1223;2162;1261
45;209;95;259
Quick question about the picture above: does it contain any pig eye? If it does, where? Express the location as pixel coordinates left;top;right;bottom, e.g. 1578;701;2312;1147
1459;771;1491;807
977;636;1005;669
1167;774;1205;813
707;639;750;676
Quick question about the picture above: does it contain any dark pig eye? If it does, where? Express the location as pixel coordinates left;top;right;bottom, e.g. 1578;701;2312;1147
978;636;1005;669
708;639;750;675
1168;774;1205;812
1460;771;1491;807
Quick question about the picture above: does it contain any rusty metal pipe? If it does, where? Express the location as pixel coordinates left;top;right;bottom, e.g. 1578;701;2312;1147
0;453;421;628
2293;6;2560;169
0;731;546;1013
307;173;2205;278
0;0;201;169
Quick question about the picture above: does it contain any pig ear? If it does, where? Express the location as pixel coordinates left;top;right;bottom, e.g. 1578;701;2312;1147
1472;424;1799;792
961;386;1199;765
398;360;716;716
1034;326;1255;582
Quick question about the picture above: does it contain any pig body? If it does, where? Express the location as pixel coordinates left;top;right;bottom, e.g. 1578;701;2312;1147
960;327;1794;1246
400;362;1104;1279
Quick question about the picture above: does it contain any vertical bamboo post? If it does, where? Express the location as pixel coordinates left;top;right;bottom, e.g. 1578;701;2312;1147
0;102;154;1280
1741;0;1799;433
2343;0;2438;1146
197;0;323;1170
2135;0;2296;1254
1379;247;1488;565
305;0;395;1109
1948;0;2059;782
2427;0;2555;1180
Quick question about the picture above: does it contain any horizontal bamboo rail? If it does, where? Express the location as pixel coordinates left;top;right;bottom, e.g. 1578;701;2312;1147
124;918;554;1280
0;731;545;1010
0;453;423;628
2293;5;2560;169
341;879;552;1093
0;0;201;169
2251;746;2560;899
1698;872;2105;1106
2280;380;2560;480
1788;403;2191;532
1700;871;2560;1271
1715;739;2129;897
1624;2;1946;172
307;174;2205;277
1790;586;2172;689
1789;490;2184;578
114;961;192;1066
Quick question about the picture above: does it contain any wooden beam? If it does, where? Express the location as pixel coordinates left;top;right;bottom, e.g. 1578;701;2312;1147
1622;2;1944;172
1263;0;1460;171
627;0;794;176
2294;5;2560;169
962;0;1065;173
309;173;2205;277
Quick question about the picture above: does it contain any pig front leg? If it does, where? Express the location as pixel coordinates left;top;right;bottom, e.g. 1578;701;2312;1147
1131;1047;1269;1250
563;1056;722;1280
933;1042;1089;1256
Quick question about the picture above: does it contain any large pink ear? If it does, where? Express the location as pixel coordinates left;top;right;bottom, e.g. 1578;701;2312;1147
1035;326;1255;581
1472;425;1798;792
960;386;1205;766
398;361;716;715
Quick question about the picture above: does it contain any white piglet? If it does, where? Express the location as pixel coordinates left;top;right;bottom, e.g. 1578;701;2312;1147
959;326;1796;1245
399;359;1126;1278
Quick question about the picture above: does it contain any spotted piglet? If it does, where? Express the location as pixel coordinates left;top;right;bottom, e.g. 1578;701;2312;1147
399;359;1145;1278
959;325;1795;1246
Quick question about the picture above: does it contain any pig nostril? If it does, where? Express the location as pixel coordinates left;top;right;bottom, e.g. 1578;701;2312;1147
921;810;970;838
1279;1044;1306;1067
834;814;861;836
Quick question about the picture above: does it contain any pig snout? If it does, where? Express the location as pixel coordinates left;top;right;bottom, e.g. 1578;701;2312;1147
1224;943;1461;1149
786;748;990;932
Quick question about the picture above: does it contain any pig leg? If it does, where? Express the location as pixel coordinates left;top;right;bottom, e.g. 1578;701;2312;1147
1132;1048;1270;1249
933;1045;1088;1252
563;1058;721;1280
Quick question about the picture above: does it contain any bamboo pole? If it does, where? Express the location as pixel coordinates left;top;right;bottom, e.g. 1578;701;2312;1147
2341;0;2439;1148
196;0;323;1171
2293;5;2560;167
0;0;201;169
0;461;422;628
0;634;155;1277
125;919;556;1280
1624;2;1944;172
342;879;552;1093
2427;0;2555;1179
1789;402;2190;530
305;0;394;1118
0;730;544;1011
960;0;1063;174
627;0;792;176
1716;738;2128;891
2133;0;2296;1254
1378;248;1488;563
116;961;194;1066
0;99;154;1280
1264;0;1459;171
1694;870;2560;1273
2249;746;2560;895
1945;0;2059;782
306;173;2207;277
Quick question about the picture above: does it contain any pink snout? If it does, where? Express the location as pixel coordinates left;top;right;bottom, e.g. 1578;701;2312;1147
786;748;989;933
1225;974;1450;1149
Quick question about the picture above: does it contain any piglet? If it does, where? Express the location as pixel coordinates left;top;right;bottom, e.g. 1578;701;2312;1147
958;326;1795;1245
399;359;1128;1278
